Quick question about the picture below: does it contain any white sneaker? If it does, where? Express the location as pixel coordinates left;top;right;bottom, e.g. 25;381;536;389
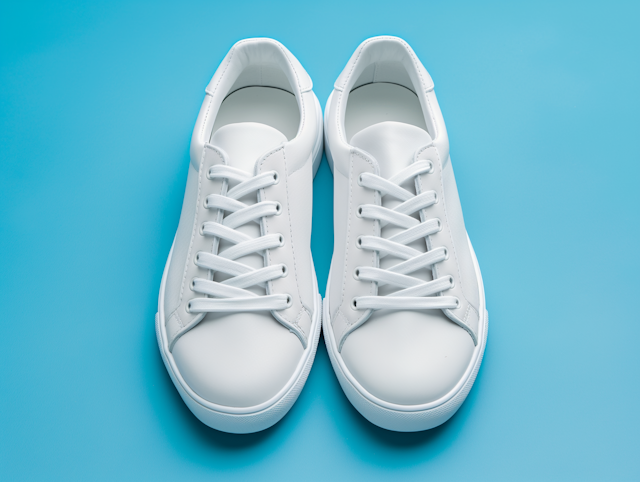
156;38;323;434
323;36;488;432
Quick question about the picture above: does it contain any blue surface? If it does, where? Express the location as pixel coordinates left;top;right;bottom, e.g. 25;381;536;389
1;1;639;480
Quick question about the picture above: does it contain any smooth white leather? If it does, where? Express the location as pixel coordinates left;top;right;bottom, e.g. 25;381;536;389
324;36;487;427
171;122;305;407
157;38;322;432
172;312;304;408
340;119;475;404
341;310;475;405
350;120;431;178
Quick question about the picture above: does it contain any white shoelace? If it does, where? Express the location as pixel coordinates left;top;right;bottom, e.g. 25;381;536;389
187;164;291;314
352;160;459;311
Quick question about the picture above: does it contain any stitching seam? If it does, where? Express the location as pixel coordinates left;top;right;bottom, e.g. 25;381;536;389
418;146;472;311
177;151;206;309
336;154;353;320
436;151;468;308
342;151;376;328
258;147;302;332
283;147;303;320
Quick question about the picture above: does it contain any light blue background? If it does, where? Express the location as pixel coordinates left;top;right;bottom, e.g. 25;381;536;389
1;1;639;480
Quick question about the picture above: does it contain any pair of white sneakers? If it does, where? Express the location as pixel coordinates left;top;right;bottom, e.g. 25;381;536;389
156;36;488;434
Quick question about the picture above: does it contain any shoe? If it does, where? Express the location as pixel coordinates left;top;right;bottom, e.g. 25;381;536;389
156;38;323;434
323;36;488;432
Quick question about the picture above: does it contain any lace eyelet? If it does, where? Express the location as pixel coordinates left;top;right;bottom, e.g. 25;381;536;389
433;191;439;204
356;236;363;249
357;174;364;186
186;302;192;313
278;234;285;247
195;253;201;264
436;219;443;232
206;168;213;180
281;264;288;277
199;223;205;235
356;205;363;218
443;248;449;260
454;298;460;309
272;171;279;184
351;298;358;310
285;294;292;308
427;161;434;174
448;276;455;288
204;198;209;208
190;278;196;291
353;268;360;280
275;202;282;215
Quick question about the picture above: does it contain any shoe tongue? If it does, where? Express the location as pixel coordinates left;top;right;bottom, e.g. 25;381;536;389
352;122;433;278
210;122;287;172
350;121;432;179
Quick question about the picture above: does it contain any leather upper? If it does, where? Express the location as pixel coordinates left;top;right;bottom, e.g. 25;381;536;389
161;38;320;407
325;36;482;405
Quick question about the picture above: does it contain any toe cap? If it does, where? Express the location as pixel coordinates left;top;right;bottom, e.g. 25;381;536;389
171;312;304;408
341;310;474;406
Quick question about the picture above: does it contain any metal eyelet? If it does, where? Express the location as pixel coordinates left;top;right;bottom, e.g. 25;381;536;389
351;298;358;310
353;268;360;280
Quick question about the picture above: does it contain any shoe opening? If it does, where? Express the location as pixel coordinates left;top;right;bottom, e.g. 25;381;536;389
210;41;302;141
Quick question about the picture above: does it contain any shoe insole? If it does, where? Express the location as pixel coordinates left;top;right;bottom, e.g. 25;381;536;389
345;82;428;142
211;86;300;141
